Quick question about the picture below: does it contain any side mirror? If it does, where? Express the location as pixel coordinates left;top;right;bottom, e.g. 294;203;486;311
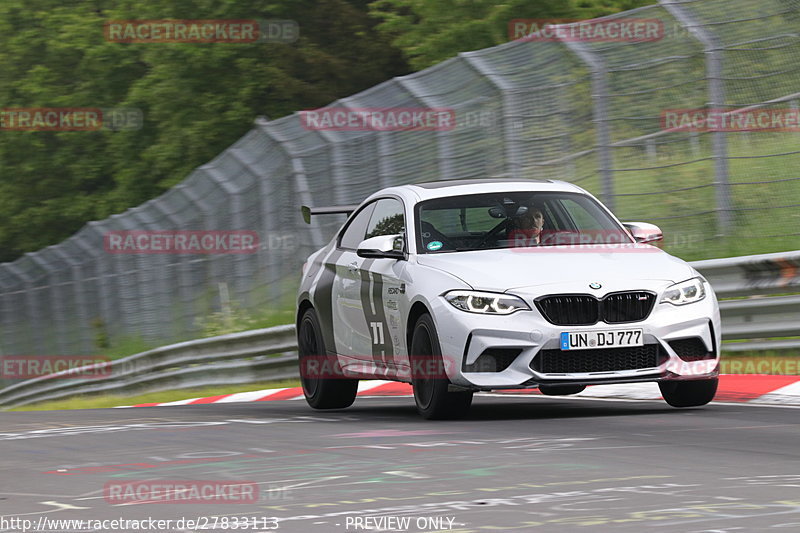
623;222;663;244
356;234;405;259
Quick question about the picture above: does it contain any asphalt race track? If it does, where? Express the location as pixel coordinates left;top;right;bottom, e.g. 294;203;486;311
1;395;799;533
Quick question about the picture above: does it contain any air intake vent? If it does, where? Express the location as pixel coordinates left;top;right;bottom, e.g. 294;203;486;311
668;337;713;361
463;348;522;372
532;344;665;374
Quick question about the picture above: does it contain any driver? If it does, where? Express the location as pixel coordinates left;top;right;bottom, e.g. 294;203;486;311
509;205;544;247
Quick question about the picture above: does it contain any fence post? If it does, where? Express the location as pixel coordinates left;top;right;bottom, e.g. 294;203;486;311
4;263;44;354
660;0;732;234
257;119;326;250
50;246;93;353
314;101;359;206
460;52;523;179
200;165;252;307
146;198;191;336
27;252;68;354
228;143;283;308
396;75;456;180
559;38;615;211
110;211;160;342
75;225;117;351
0;265;19;358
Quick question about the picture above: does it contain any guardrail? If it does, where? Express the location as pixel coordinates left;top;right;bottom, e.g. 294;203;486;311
0;251;798;408
0;326;297;408
692;250;800;298
694;250;800;353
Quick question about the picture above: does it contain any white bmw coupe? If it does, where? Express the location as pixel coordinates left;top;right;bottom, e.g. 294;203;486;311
297;179;720;419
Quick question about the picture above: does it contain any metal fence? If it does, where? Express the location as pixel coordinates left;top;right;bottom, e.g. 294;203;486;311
1;0;799;359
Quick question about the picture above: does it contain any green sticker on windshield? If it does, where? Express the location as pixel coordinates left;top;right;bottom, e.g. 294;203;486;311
427;241;443;251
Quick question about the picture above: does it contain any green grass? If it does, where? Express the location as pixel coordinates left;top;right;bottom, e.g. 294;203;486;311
95;308;297;362
562;131;800;261
7;378;303;412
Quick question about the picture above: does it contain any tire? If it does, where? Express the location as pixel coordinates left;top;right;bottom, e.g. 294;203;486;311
297;307;358;409
410;313;473;420
659;378;718;408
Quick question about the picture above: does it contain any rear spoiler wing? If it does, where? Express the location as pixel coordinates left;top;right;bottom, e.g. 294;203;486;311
301;204;359;224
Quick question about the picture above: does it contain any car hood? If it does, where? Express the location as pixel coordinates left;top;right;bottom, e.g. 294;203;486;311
416;245;696;292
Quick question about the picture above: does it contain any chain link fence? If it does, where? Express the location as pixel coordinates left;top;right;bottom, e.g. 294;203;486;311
1;0;799;360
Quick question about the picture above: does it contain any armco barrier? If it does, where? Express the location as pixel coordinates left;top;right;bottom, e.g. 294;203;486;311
695;250;800;353
0;325;297;408
692;250;800;298
0;251;798;408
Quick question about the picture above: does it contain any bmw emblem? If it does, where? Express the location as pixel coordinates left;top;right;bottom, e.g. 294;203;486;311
589;282;602;290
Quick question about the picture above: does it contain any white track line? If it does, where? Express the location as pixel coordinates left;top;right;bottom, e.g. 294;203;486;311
112;377;800;408
751;381;800;405
157;398;201;406
575;382;662;400
216;388;287;403
357;380;391;393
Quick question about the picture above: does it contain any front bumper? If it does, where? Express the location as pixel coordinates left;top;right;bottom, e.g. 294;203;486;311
430;283;721;390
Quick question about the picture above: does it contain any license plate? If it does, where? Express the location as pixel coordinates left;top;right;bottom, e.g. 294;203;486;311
560;329;643;351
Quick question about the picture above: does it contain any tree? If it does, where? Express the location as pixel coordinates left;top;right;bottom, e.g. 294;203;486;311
0;0;408;262
368;0;654;70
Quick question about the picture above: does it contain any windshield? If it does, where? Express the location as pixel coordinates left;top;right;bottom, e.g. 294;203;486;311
415;191;632;253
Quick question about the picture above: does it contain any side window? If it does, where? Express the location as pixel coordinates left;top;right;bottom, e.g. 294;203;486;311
365;198;405;240
339;203;376;250
559;198;616;230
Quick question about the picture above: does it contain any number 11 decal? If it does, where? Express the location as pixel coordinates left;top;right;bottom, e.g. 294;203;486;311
370;321;385;345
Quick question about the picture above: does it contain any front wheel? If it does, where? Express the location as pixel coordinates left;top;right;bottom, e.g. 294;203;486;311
297;307;358;409
659;378;718;408
410;313;472;420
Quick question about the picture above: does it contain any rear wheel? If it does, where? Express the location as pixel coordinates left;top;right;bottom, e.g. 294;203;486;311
659;378;718;407
410;313;472;420
297;307;358;409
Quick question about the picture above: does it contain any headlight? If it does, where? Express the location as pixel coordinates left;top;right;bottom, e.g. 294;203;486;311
661;277;706;306
444;290;530;315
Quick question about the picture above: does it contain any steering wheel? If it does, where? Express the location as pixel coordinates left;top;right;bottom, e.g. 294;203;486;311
475;219;510;249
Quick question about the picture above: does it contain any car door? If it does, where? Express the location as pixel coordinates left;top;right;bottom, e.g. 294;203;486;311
331;202;375;359
357;197;409;373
